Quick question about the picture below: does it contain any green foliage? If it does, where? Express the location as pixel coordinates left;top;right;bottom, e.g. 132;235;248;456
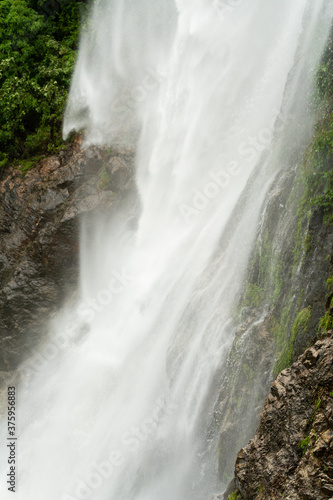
271;303;291;349
317;273;333;335
299;435;311;455
0;0;86;167
315;395;321;412
272;255;283;305
274;307;311;376
318;295;333;334
20;158;38;173
228;491;242;500
243;282;264;308
310;389;324;425
298;394;321;455
243;30;333;378
306;118;333;216
242;363;254;381
99;168;111;190
242;231;283;310
304;30;333;216
318;309;333;334
317;28;333;101
292;307;311;341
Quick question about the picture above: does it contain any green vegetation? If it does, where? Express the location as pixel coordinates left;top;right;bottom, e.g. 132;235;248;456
303;31;333;219
99;167;111;190
317;33;333;100
318;276;333;334
242;231;283;310
318;298;333;334
273;307;311;376
305;117;333;220
309;393;322;425
242;362;254;381
315;395;321;412
298;391;323;455
0;0;87;169
243;282;264;308
299;434;311;455
272;33;333;373
228;491;242;500
241;50;333;367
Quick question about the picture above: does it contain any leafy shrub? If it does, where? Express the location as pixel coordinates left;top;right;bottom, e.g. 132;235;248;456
0;0;87;167
305;29;333;215
228;491;242;500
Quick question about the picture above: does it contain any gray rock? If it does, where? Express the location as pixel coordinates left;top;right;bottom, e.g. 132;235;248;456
234;332;333;500
0;138;136;371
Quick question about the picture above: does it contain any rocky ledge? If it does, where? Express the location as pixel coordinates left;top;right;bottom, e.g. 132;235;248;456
232;331;333;499
0;138;136;372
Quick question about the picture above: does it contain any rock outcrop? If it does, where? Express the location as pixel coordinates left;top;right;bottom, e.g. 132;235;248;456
215;316;275;485
0;138;136;372
234;331;333;499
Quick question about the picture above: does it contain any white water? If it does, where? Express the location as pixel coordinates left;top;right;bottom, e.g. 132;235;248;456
1;1;332;499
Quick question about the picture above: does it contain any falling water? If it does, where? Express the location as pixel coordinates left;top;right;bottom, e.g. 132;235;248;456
1;1;332;499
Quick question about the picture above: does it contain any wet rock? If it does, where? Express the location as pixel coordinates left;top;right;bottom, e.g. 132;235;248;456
221;479;236;499
215;318;275;485
234;331;333;500
0;139;136;371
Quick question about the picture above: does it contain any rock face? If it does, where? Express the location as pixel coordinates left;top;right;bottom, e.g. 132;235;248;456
235;331;333;500
214;160;333;491
0;138;136;372
215;316;275;485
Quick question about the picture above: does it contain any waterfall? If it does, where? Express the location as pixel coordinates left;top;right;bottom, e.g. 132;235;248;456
1;1;332;499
